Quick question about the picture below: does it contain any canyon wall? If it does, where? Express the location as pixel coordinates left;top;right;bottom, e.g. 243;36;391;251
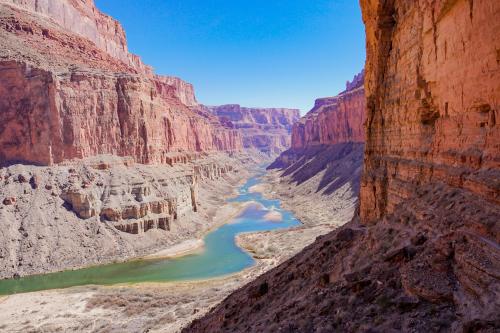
0;0;242;166
266;71;366;237
270;71;365;177
207;105;300;154
0;0;249;278
185;1;500;332
291;71;365;149
360;0;499;223
6;0;152;73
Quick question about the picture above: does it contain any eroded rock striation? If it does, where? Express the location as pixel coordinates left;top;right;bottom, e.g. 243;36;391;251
207;105;300;154
185;1;500;332
0;152;254;278
267;71;366;225
360;0;499;222
291;71;365;149
0;0;242;166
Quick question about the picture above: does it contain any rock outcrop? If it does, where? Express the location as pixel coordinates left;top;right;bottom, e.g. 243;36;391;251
207;105;300;154
360;0;499;222
0;152;253;278
58;157;234;235
185;1;500;332
291;71;365;149
267;71;366;226
0;0;242;166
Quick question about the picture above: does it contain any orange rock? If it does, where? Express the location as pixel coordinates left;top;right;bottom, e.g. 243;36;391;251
359;0;500;223
291;71;366;149
0;1;243;166
2;197;16;205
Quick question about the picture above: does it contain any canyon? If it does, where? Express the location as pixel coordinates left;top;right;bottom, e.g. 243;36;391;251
186;0;500;332
0;153;259;279
208;105;300;155
0;0;242;166
266;70;365;226
0;0;299;280
0;0;498;332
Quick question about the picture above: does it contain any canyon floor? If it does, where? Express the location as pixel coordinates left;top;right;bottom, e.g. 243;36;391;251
0;161;357;333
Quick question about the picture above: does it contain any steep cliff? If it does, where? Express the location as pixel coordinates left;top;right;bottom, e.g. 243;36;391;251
0;0;242;166
266;71;365;227
360;0;499;222
0;0;250;278
291;71;365;149
207;105;300;154
185;1;500;332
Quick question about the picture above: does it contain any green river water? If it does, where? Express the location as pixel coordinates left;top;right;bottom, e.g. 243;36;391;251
0;170;300;295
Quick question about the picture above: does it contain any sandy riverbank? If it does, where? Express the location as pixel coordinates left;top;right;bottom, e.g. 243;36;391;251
0;166;350;333
0;222;332;333
142;200;259;260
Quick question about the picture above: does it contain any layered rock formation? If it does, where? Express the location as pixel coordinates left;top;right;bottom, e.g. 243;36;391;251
0;0;242;166
0;152;254;278
291;71;365;149
360;0;499;222
58;157;235;235
185;1;500;331
0;0;252;279
266;71;366;226
207;105;300;154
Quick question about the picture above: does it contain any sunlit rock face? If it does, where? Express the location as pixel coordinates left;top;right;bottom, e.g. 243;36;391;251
359;0;500;223
291;71;365;149
207;105;300;154
0;0;242;166
6;0;152;73
270;70;366;184
183;1;500;332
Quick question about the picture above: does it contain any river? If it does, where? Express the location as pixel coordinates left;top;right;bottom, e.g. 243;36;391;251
0;169;300;295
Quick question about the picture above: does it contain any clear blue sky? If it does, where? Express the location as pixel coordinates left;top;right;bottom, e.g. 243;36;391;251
95;0;365;114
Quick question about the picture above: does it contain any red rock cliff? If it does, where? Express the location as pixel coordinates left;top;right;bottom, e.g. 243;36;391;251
207;105;300;154
6;0;152;73
359;0;500;223
0;0;242;165
184;1;500;332
291;71;366;149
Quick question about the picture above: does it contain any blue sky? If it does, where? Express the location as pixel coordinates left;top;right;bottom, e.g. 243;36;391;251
95;0;365;114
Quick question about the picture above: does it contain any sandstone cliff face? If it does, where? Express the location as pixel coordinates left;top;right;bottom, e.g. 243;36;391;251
291;71;365;149
208;105;300;154
267;72;366;222
0;0;242;166
185;1;500;331
360;0;500;223
6;0;151;73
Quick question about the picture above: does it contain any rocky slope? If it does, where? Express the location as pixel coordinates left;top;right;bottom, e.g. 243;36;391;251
207;105;300;155
185;1;500;331
0;152;260;279
266;71;366;226
0;0;242;166
264;143;364;227
0;0;251;278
